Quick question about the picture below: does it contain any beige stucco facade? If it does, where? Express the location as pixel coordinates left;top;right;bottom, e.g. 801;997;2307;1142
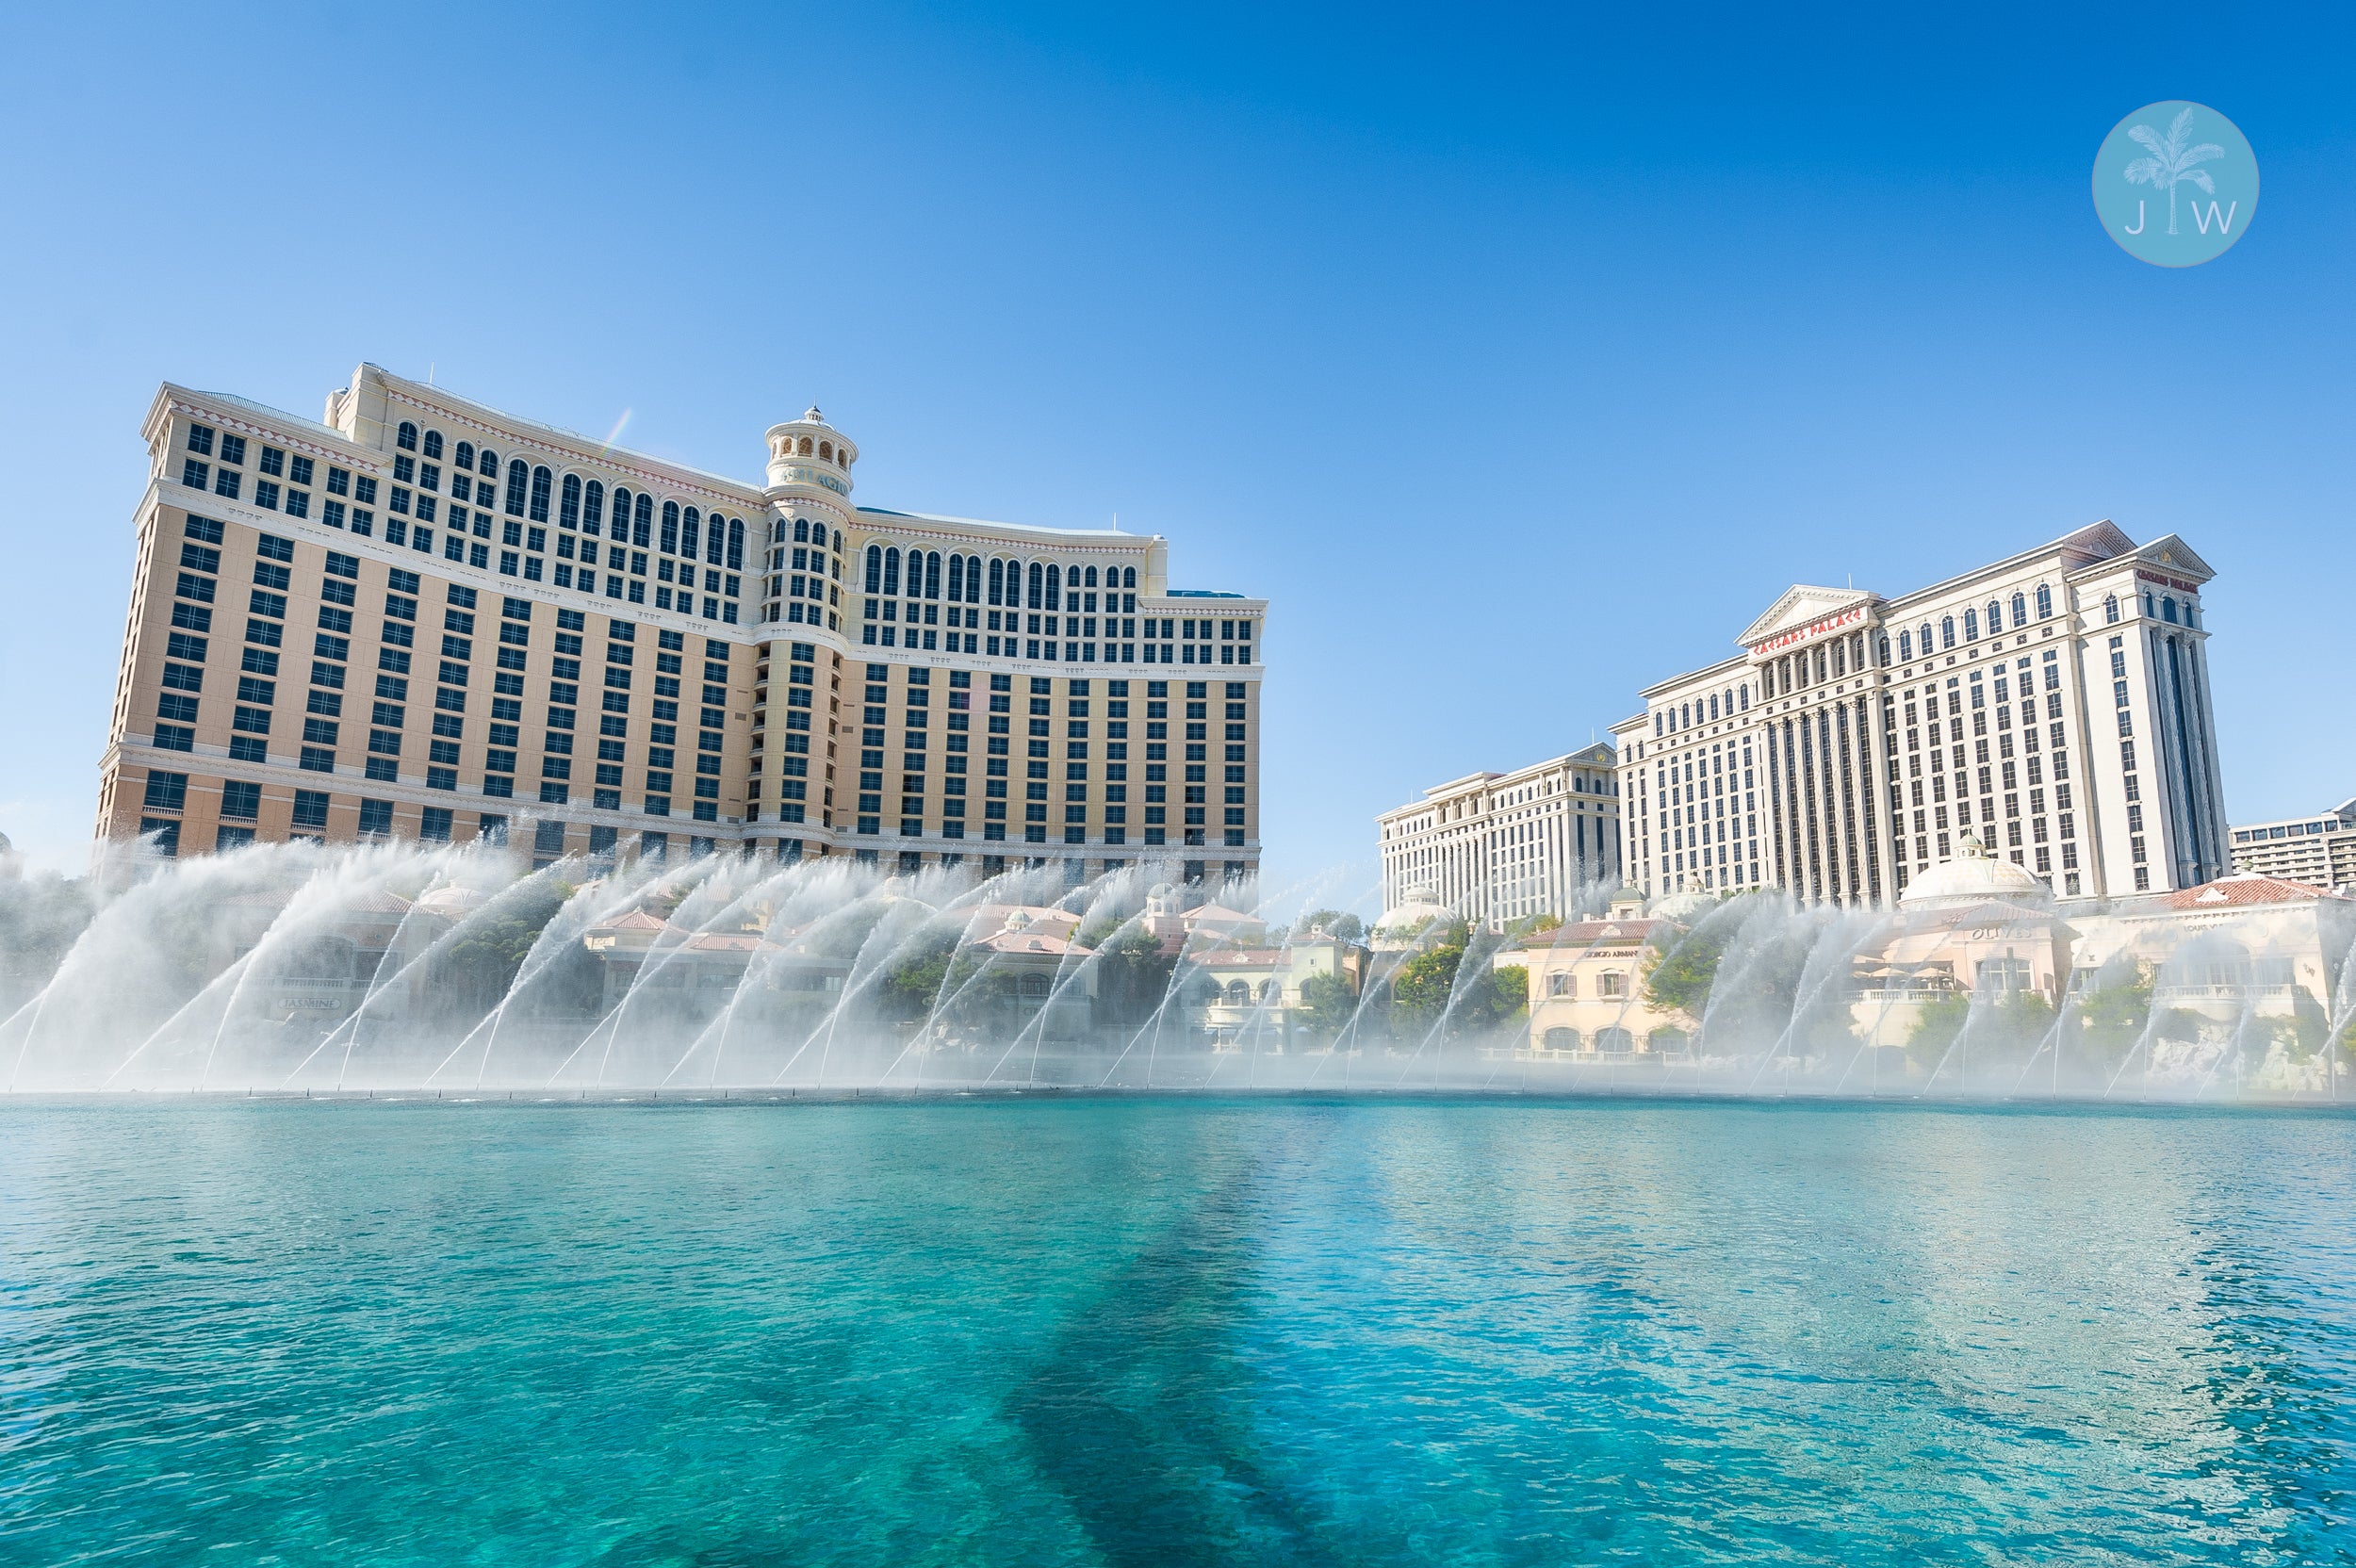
99;367;1265;883
1376;743;1622;925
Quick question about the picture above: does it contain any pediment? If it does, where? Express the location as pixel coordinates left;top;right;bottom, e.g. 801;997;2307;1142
1738;585;1875;651
2134;534;2217;582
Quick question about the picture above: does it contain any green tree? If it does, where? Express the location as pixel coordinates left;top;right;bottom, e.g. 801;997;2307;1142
1905;991;1972;1074
1291;909;1366;945
1906;988;2055;1076
875;927;960;1026
1092;925;1180;1028
2075;960;2152;1066
1388;922;1469;1034
427;881;571;1019
1642;925;1728;1019
1483;964;1530;1034
1296;970;1358;1040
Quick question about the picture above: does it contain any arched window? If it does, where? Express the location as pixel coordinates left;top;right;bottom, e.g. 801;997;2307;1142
661;503;681;556
883;547;901;597
819;440;833;462
1708;694;1719;720
477;447;499;478
1122;566;1137;589
727;518;744;571
2143;591;2155;616
2010;592;2027;627
1962;609;1978;643
610;487;631;540
1898;630;1912;662
987;558;1005;605
923;551;941;599
966;556;982;601
1045;564;1062;610
2163;596;2179;623
422;430;444;460
793;517;809;544
396;422;418;451
684;507;704;561
1986;598;2002;632
2036;584;2053;619
455;441;475;470
1027;562;1043;609
810;523;826;548
1940;615;1955;649
560;475;581;529
797;435;812;455
1084;565;1099;587
1877;635;1890;666
1918;621;1932;654
584;481;605;534
632;493;652;547
1739;684;1750;710
529;466;551;522
864;545;883;594
706;516;724;565
504;459;529;516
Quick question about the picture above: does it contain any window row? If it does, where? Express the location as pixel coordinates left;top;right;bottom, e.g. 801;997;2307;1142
862;547;1139;607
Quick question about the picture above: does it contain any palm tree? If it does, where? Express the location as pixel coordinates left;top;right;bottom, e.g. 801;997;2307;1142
2123;107;2225;236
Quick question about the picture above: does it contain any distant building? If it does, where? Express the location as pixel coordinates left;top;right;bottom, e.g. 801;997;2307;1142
1496;888;1687;1056
2231;797;2356;893
1612;522;2230;908
1374;743;1622;925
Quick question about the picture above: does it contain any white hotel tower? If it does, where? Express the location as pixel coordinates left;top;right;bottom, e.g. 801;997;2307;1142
1611;522;2229;906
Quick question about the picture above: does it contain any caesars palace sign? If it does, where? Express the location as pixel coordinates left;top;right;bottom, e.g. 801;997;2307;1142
1749;604;1869;658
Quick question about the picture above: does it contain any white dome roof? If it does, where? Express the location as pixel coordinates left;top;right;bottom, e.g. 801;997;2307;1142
1900;834;2049;909
1373;886;1452;948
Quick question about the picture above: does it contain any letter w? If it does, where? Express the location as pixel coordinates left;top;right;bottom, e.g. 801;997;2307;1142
2191;200;2238;236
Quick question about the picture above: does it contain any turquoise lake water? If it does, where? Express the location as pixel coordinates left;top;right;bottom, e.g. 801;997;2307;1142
3;1098;2353;1565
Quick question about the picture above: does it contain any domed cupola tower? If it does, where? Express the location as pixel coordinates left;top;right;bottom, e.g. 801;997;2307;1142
764;406;858;503
757;405;859;638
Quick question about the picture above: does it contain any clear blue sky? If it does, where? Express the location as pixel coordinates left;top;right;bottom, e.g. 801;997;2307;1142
2;2;2350;896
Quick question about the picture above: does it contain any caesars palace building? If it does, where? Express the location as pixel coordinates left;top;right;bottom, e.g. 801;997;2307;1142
97;365;1265;880
1610;522;2229;906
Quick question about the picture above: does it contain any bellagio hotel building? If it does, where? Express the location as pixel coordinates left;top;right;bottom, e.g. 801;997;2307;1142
97;365;1266;882
1610;522;2229;906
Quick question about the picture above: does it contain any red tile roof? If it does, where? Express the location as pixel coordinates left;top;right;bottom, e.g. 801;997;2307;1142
2160;873;2347;910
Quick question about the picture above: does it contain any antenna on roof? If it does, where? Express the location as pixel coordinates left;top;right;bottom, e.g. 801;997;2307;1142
428;362;435;384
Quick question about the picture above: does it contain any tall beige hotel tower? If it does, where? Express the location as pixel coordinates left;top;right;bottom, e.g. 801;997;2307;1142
99;366;1267;881
1612;523;2229;906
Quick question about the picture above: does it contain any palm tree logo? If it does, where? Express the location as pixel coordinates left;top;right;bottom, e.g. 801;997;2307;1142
2122;107;2225;236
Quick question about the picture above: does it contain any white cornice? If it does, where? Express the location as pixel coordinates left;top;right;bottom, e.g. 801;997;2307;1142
377;384;766;514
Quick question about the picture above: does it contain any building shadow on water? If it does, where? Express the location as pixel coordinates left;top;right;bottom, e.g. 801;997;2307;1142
1007;1170;1345;1568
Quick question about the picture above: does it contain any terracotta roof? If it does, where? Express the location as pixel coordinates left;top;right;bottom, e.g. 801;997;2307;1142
2158;873;2347;910
1186;948;1293;970
684;932;767;953
1509;918;1663;951
972;932;1090;956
